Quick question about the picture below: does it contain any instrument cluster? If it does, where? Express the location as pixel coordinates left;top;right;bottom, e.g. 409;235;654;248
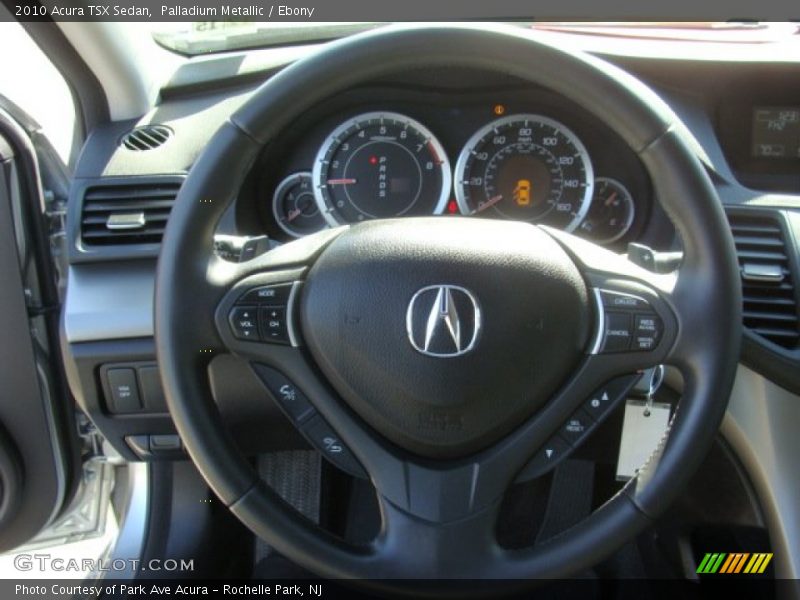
259;92;650;247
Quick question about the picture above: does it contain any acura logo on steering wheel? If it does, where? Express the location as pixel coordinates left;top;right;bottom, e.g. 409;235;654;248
406;285;482;358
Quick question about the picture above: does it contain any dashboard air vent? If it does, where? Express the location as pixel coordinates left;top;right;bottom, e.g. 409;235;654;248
121;125;172;151
80;182;180;246
728;212;799;349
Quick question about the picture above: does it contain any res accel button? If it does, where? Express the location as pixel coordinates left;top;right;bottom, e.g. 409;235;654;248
633;314;663;351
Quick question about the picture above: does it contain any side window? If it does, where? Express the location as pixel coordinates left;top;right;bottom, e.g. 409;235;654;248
0;21;78;167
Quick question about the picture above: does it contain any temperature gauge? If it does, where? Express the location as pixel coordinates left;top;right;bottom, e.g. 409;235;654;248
272;172;327;238
578;177;635;244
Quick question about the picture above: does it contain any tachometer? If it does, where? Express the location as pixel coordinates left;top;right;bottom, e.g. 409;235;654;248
454;115;593;231
312;112;451;225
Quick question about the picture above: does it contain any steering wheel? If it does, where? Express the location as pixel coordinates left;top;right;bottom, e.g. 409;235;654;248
155;24;741;586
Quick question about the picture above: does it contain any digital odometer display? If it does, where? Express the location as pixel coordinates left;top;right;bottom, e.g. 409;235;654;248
752;107;800;159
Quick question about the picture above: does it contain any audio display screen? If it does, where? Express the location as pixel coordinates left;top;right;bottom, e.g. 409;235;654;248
752;107;800;159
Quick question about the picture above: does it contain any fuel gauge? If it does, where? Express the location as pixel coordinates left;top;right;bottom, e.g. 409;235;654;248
272;172;327;238
578;177;635;244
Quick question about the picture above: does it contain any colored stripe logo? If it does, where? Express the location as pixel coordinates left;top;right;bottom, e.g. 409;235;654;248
697;553;773;574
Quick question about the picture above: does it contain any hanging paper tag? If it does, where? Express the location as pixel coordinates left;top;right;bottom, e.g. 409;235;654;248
615;400;671;481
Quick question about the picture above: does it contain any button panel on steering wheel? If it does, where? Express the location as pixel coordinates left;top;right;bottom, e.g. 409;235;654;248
590;288;665;355
516;373;641;482
253;364;367;479
228;283;299;346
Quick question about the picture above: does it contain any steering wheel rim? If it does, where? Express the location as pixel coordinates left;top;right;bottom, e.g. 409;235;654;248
155;23;741;586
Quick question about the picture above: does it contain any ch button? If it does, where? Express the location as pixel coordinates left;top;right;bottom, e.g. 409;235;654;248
259;306;289;344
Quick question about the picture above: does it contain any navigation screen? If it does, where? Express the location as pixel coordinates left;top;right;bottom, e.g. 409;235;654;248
752;107;800;159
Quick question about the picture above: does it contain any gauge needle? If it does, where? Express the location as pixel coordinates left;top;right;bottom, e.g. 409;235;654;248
604;192;618;207
471;194;503;215
327;178;357;185
285;208;303;222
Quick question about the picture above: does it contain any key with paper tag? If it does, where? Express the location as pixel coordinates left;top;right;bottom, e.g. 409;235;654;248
616;366;671;481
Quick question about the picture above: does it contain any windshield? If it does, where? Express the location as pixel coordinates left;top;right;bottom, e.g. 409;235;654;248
152;21;800;56
152;22;385;54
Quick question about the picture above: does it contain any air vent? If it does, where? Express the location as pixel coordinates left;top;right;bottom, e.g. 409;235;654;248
728;212;799;349
120;125;172;151
80;182;180;246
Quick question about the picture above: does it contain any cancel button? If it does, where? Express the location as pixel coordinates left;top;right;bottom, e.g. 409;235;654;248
602;312;633;352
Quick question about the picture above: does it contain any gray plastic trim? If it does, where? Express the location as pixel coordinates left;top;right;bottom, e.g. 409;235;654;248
104;462;150;580
63;262;155;342
721;365;800;583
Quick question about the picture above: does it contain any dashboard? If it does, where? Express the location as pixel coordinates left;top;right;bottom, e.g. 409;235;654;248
61;48;800;464
47;31;800;581
246;78;653;248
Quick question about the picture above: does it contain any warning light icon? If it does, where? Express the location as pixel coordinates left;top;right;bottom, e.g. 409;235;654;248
513;179;532;206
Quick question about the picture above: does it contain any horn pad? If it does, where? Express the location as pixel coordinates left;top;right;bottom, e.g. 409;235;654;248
300;218;590;459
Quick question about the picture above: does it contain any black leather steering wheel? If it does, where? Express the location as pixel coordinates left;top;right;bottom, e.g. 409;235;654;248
155;24;741;587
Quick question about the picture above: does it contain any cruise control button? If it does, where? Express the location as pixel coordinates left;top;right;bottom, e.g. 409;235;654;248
516;435;571;481
259;306;289;344
303;415;366;478
229;306;259;341
560;409;595;446
238;283;293;305
252;365;315;423
602;312;633;352
600;290;650;311
633;314;663;351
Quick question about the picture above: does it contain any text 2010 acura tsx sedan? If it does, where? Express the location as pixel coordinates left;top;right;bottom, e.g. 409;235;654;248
0;14;799;598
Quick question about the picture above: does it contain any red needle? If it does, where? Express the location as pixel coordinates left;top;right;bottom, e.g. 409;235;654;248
285;208;302;222
604;191;618;207
473;194;503;214
327;178;357;185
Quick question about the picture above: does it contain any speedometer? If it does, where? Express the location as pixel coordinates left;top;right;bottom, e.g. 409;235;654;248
312;112;451;226
454;115;593;231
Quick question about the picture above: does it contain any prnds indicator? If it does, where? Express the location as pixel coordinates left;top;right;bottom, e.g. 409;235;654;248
312;112;452;225
454;114;594;231
752;107;800;159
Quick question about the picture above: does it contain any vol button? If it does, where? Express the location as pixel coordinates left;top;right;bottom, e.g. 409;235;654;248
229;306;259;341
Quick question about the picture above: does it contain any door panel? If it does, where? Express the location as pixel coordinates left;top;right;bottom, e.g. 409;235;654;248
0;108;77;551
